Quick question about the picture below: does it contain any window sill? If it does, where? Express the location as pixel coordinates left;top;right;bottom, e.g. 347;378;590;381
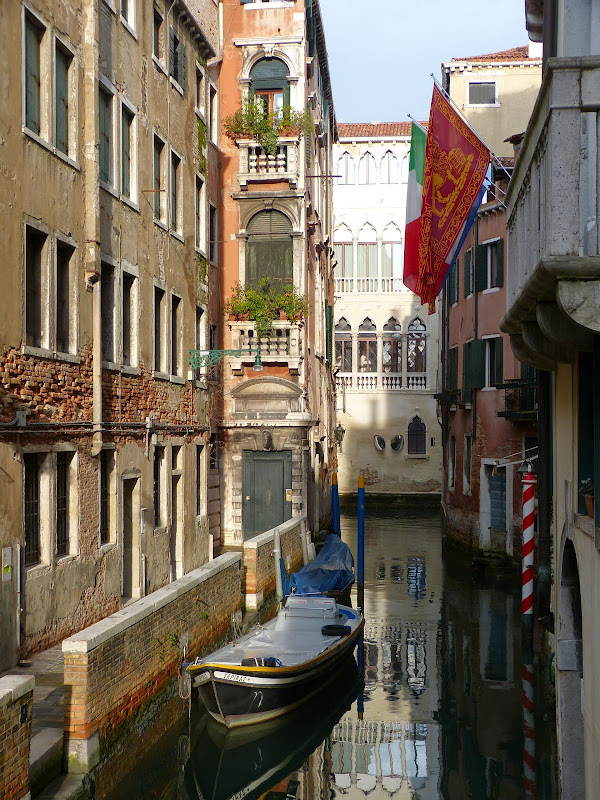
100;181;119;200
23;127;80;170
152;54;167;76
170;375;185;385
170;77;184;96
25;563;51;579
102;0;116;13
98;541;117;553
195;108;207;123
154;218;168;232
153;525;167;537
153;370;170;381
22;345;53;360
121;365;141;376
102;360;120;372
121;195;140;213
120;16;137;40
465;102;500;109
482;286;500;295
55;351;81;364
56;554;78;566
405;453;429;460
574;513;594;540
170;230;185;244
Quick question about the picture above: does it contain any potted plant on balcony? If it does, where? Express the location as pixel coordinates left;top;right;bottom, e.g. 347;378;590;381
224;278;278;338
579;477;595;517
276;285;309;322
223;101;312;156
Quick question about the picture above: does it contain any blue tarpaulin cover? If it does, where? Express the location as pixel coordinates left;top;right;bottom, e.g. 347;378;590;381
289;534;354;595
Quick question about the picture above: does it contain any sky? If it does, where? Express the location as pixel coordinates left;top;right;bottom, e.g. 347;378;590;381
319;0;531;123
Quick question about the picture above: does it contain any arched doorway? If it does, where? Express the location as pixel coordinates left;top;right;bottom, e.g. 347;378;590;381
558;538;584;799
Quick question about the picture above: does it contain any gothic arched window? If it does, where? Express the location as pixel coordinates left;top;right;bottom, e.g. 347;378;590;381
358;152;376;184
408;415;426;454
335;318;352;373
246;210;293;289
358;318;377;373
380;150;398;184
382;317;402;373
249;58;290;116
337;152;355;185
407;317;427;374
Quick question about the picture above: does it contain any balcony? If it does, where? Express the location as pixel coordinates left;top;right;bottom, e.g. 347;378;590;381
229;320;302;375
497;380;537;421
501;57;600;367
237;137;300;190
335;371;427;392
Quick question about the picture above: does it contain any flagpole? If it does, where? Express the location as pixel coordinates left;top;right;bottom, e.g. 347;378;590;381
407;114;427;134
429;73;513;184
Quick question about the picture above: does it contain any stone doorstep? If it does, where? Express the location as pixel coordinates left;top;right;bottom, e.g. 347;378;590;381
29;728;64;798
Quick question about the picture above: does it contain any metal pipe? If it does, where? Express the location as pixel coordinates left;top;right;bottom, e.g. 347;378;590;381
357;473;365;611
536;370;552;619
331;472;340;535
273;528;283;601
300;517;309;565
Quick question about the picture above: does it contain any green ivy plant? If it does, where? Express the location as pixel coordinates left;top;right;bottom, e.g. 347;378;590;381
223;100;312;156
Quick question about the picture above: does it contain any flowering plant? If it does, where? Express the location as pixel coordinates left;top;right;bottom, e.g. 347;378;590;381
579;477;594;496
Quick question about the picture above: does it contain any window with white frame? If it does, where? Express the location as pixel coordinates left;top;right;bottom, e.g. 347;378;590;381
358;152;376;184
24;11;45;137
463;434;472;493
169;26;187;89
380;150;398;184
99;81;115;186
170;293;182;377
382;317;402;373
55;239;75;354
153;443;167;528
357;225;377;291
448;435;456;490
209;204;218;264
474;239;505;291
196;442;205;517
121;102;136;201
120;0;135;31
170;149;182;233
153;6;164;63
407;317;427;375
209;84;218;143
153;133;166;223
484;336;503;388
99;447;116;546
56;449;77;558
195;175;205;251
337;152;355;185
121;267;138;367
101;260;117;364
195;64;205;114
333;242;353;292
468;81;497;106
335;318;352;373
382;224;402;290
154;284;167;374
358;318;377;373
55;40;73;157
25;225;48;349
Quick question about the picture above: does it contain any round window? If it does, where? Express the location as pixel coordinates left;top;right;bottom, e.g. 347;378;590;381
391;435;404;452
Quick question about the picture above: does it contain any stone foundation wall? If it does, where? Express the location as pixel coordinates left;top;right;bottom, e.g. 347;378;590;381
0;675;34;800
243;517;305;609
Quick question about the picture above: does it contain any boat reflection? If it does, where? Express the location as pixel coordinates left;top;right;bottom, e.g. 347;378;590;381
184;655;362;800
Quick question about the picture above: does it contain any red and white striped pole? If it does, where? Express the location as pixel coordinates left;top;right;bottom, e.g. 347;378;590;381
522;661;536;798
521;464;536;616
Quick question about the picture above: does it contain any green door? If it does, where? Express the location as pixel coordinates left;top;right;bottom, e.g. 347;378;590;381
242;451;292;538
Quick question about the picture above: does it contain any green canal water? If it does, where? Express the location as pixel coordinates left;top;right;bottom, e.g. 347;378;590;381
102;510;554;800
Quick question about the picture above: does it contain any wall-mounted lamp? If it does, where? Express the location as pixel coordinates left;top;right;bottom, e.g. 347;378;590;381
189;348;264;373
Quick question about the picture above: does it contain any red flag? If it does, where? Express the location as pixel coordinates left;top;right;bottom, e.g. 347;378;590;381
416;85;490;312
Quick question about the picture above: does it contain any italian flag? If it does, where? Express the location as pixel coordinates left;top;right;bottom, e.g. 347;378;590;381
403;121;427;294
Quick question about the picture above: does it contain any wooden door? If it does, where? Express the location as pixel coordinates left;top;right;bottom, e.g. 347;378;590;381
242;451;292;538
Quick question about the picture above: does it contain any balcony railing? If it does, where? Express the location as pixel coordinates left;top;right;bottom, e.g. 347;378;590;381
229;320;302;375
334;278;354;294
497;379;537;421
355;277;379;293
380;277;404;293
237;137;300;189
335;371;427;392
334;277;403;294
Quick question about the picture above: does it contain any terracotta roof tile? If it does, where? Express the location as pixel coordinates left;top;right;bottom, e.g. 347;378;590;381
337;122;416;139
451;46;538;62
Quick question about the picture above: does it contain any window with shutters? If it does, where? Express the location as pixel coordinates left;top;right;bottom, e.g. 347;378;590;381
475;239;504;291
382;318;402;373
464;247;473;296
408;416;427;455
249;58;290;116
335;318;352;373
55;43;72;156
358;152;376;184
153;134;166;223
169;27;186;90
337;152;355;185
447;260;458;305
333;243;353;292
463;338;485;402
170;149;182;233
358;318;377;373
380;150;398;184
99;82;114;186
468;81;497;106
484;336;503;387
121;103;135;201
24;13;44;136
447;345;458;392
246;210;293;289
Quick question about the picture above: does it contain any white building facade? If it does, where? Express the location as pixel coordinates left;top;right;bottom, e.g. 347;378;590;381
333;123;442;497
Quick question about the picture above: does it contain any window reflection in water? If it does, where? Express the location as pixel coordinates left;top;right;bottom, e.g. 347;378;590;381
406;625;427;695
407;555;426;600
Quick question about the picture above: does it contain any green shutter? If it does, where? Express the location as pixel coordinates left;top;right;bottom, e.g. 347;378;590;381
475;245;487;292
496;238;504;287
464;249;472;296
121;109;131;198
178;40;186;90
494;337;504;385
463;341;472;401
448;346;458;391
471;338;486;389
99;89;110;183
169;28;175;78
55;47;69;154
449;261;458;305
326;303;333;363
25;18;41;134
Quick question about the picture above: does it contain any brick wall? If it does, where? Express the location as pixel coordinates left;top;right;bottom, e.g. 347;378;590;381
62;554;242;772
243;517;305;608
0;675;33;800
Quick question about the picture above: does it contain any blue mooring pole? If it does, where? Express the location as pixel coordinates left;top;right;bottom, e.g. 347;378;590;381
332;472;341;535
357;473;365;611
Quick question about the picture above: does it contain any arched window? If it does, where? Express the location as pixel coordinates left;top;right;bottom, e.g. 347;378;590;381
357;225;377;291
333;226;353;293
408;415;426;454
246;210;293;289
249;58;290;116
358;152;376;184
337;152;355;185
382;317;402;373
380;150;398;184
407;317;427;374
335;318;352;372
382;224;402;290
358;318;377;373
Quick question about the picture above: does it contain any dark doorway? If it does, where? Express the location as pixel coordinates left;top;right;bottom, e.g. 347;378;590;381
242;451;292;538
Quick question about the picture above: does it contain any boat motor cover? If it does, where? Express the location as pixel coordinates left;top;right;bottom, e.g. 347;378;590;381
289;534;354;595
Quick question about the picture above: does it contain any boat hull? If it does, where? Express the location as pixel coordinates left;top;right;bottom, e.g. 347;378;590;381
193;619;363;727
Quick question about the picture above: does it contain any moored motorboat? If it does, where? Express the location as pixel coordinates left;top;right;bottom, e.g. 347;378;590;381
186;594;364;728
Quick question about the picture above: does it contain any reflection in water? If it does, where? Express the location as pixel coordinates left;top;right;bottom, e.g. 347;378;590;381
102;511;544;800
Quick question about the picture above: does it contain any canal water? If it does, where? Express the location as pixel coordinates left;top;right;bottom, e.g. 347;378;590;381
103;510;553;800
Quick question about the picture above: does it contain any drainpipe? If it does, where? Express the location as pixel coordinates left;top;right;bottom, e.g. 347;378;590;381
472;217;479;443
83;0;102;456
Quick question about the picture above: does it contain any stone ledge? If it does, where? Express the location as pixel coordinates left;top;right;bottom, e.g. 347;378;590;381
0;674;35;708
